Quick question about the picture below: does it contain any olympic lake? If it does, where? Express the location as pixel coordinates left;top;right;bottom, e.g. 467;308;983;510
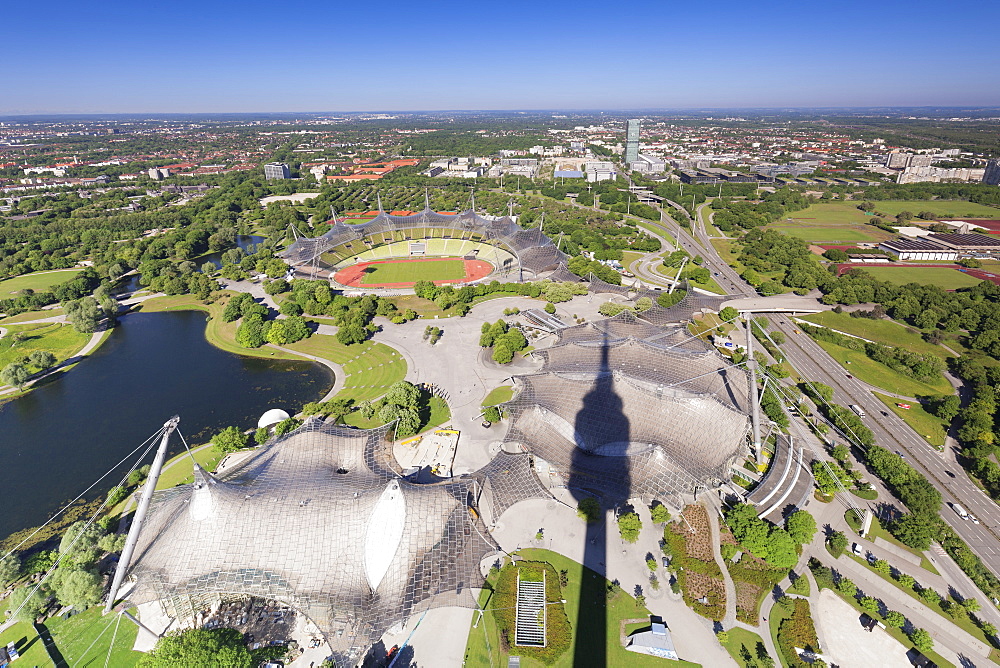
0;309;332;540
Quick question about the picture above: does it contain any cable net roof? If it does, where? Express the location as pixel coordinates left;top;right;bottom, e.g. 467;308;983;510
503;317;749;505
281;207;567;276
125;420;496;661
474;452;551;527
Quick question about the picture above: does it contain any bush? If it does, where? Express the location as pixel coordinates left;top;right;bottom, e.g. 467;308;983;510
212;425;249;453
649;502;671;524
776;598;820;667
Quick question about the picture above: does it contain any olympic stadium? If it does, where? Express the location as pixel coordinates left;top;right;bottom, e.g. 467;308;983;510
279;202;570;290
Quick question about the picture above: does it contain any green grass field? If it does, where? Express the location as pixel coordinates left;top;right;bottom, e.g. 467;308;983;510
870;200;1000;219
0;322;90;371
0;269;81;296
720;627;769;668
0;621;52;666
44;606;143;666
361;258;465;285
283;334;406;404
798;312;954;361
873;392;948;448
852;266;984;289
812;339;953;397
0;307;64;324
482;385;514;406
463;548;700;668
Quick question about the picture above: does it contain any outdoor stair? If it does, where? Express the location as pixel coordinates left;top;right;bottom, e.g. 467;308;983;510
515;572;547;647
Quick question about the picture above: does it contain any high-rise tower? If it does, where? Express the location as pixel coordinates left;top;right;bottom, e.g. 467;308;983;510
625;119;640;166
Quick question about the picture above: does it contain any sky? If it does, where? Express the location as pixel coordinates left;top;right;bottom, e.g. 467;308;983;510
4;0;1000;114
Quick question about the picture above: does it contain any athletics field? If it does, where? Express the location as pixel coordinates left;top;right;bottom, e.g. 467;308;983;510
334;257;493;288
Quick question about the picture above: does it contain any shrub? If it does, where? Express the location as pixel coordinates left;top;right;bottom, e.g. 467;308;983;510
577;497;601;523
649;502;671;524
617;511;642;543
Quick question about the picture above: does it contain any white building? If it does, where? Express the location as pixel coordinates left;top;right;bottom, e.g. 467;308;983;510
879;239;957;261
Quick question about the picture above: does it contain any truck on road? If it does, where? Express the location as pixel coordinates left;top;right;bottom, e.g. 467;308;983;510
850;404;866;418
952;503;970;520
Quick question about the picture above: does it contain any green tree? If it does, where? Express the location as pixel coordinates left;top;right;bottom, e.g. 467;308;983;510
859;596;879;615
53;568;103;609
909;628;933;653
212;426;249;453
766;528;800;569
577;497;601;523
719;306;739;322
828;531;848;558
138;628;256;668
200;261;216;274
836;577;857;597
786;510;817;545
649;502;671;524
235;313;267;348
872;559;890;575
482;406;501;423
890;514;935;550
64;296;103;333
896;573;915;589
28;350;56;370
6;585;47;623
492;342;514;364
544;302;556;314
617;511;643;543
59;521;106;567
963;597;981;613
253;427;269;445
1;362;30;389
831;444;850;462
883;610;905;628
0;553;20;586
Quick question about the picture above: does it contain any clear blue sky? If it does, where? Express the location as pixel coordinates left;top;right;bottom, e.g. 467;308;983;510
5;0;999;113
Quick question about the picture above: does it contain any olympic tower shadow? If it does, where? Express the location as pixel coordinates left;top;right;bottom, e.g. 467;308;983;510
569;333;630;666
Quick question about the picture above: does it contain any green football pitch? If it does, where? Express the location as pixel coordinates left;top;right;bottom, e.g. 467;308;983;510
360;258;466;284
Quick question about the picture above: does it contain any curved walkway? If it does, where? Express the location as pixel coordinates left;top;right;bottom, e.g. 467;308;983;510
266;343;345;403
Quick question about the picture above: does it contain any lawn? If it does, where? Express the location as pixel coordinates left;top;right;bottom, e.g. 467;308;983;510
482;385;514;406
0;269;81;296
44;605;143;666
775;222;887;243
0;621;53;666
844;510;939;574
0;322;90;370
720;627;770;668
154;444;226;491
871;200;1000;219
463;548;701;668
852;266;983;289
812;339;953;397
798;311;954;362
282;334;406;404
360;258;465;285
873;392;948;448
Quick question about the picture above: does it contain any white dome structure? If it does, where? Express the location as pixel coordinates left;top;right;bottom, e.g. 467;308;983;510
257;408;290;429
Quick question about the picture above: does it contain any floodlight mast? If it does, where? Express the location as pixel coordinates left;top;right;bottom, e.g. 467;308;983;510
104;415;180;614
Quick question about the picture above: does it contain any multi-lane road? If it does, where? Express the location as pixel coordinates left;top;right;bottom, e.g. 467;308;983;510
637;191;1000;580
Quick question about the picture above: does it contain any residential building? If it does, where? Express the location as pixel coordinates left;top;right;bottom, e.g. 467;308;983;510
264;162;291;180
625;119;640;165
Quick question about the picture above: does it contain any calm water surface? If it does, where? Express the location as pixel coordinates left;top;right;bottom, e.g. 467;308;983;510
0;310;331;539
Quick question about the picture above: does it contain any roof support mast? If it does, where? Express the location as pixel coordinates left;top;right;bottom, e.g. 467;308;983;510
742;314;762;462
104;416;180;613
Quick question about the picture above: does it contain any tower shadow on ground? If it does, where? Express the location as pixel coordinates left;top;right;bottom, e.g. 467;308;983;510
569;333;630;667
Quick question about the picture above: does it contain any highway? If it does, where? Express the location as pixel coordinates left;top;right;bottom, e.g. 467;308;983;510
630;184;1000;582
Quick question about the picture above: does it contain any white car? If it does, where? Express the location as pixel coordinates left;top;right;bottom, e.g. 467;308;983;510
853;543;864;557
971;514;981;525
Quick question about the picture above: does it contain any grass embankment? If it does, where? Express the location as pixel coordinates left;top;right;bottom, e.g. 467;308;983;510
812;338;952;397
0;322;90;370
482;385;514;406
844;510;939;574
463;548;700;668
387;292;509;319
135;293;302;361
873;392;948;448
852;266;983;290
282;334;406;404
0;269;80;295
689;313;733;340
798;312;953;362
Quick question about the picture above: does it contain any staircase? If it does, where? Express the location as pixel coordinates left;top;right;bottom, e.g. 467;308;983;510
515;571;547;647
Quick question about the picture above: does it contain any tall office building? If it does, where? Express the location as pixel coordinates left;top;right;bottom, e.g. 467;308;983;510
625;119;640;165
264;162;291;180
984;159;1000;186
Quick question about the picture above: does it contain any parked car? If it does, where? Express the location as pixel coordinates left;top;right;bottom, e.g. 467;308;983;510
853;543;864;557
867;552;877;564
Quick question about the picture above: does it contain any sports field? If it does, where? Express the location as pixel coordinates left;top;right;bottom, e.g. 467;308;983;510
334;256;493;288
854;266;984;289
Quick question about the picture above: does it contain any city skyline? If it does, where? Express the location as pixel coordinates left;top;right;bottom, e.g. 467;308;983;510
5;0;1000;114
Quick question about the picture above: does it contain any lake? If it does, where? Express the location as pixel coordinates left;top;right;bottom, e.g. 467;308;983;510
0;310;331;540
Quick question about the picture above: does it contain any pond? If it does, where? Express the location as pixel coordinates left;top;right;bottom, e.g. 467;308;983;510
0;309;331;540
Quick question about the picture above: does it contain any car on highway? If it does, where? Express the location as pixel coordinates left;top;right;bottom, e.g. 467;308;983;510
881;411;889;417
971;514;981;525
895;450;906;459
945;470;956;478
846;374;853;379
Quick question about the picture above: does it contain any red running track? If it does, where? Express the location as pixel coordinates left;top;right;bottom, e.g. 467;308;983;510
334;257;493;289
